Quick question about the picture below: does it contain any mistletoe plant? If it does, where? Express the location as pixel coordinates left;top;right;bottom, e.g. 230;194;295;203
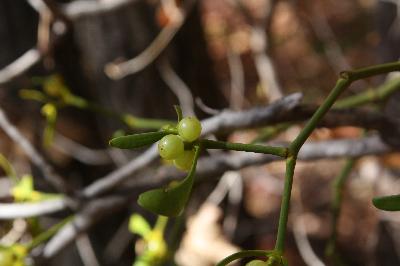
110;61;400;265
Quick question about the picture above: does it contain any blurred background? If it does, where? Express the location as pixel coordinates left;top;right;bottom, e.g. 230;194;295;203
0;0;400;265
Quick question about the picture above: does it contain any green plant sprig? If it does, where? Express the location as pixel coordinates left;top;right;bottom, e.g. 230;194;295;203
333;76;400;109
129;214;169;266
250;76;400;146
108;60;400;266
273;61;400;257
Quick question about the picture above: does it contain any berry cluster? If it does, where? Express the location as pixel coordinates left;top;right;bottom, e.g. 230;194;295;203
157;117;202;171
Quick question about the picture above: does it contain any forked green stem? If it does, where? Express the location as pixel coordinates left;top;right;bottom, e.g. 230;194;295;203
334;77;400;109
274;61;400;254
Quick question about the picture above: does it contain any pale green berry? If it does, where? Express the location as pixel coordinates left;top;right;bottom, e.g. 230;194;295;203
177;117;202;142
246;260;268;266
158;135;184;160
173;150;195;171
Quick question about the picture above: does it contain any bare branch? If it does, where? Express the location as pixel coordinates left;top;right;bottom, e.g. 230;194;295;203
0;198;66;219
76;234;100;266
104;0;196;79
250;26;283;101
6;0;139;86
82;144;158;198
293;215;326;266
53;132;112;165
0;107;69;194
201;93;302;134
227;50;246;110
157;57;195;116
42;195;127;258
0;49;41;85
62;0;140;19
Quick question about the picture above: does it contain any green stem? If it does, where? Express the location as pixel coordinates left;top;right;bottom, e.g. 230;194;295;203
334;77;400;109
326;158;355;257
340;61;400;80
216;250;273;266
290;78;350;153
154;215;168;232
201;139;288;158
290;61;400;154
275;156;296;252
275;61;400;255
26;216;73;250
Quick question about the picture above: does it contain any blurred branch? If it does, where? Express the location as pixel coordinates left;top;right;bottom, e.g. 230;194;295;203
231;0;283;101
62;0;140;19
201;93;302;134
0;198;66;219
76;234;100;266
157;57;195;116
0;107;70;194
105;0;195;79
4;0;138;85
42;195;127;259
307;2;352;72
293;215;326;266
0;219;27;245
250;26;283;101
28;0;140;19
227;49;246;110
195;97;221;115
0;49;41;85
82;144;158;198
53;132;112;165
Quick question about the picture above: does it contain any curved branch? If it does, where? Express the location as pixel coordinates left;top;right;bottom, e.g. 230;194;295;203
104;0;196;79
